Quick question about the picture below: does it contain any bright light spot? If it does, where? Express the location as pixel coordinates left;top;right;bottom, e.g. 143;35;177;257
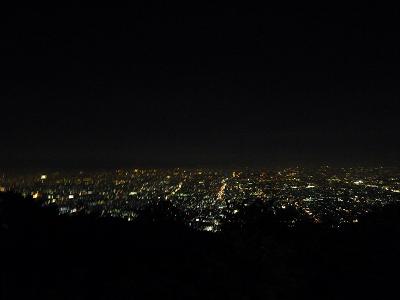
204;226;214;232
217;181;227;200
40;175;47;180
68;194;74;199
354;180;363;185
32;192;39;199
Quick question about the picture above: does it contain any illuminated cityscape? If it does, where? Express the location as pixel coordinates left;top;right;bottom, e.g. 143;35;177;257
2;5;400;299
2;166;399;231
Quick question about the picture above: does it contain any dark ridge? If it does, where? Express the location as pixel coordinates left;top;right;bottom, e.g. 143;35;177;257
1;192;400;299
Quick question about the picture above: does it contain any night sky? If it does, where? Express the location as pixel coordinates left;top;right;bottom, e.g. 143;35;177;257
1;5;400;170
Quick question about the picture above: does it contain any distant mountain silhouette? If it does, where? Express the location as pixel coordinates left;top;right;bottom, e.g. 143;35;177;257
1;191;400;299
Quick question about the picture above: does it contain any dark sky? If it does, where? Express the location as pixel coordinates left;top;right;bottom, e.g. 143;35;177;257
1;5;400;170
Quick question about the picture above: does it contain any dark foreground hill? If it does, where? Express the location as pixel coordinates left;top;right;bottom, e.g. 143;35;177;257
1;192;400;299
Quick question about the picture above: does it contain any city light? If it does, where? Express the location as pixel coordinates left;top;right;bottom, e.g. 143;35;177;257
1;167;399;231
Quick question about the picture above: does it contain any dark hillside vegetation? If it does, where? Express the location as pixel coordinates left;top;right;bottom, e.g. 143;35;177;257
1;192;400;299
